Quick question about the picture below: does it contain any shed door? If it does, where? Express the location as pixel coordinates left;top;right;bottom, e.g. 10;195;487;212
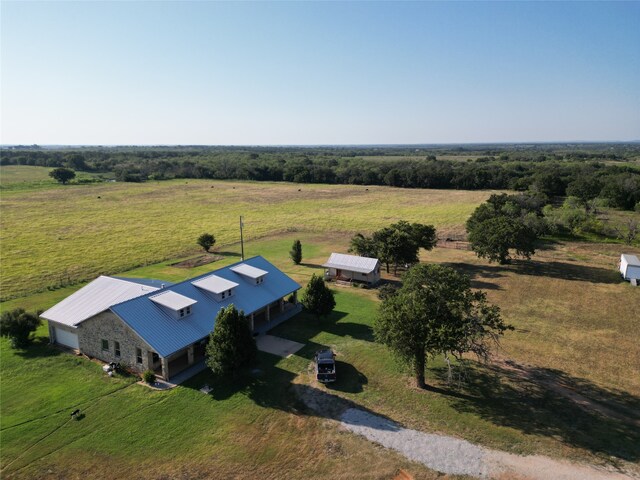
54;327;79;349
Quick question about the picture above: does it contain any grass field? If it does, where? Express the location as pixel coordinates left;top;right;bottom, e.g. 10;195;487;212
1;234;639;478
2;171;639;477
0;165;107;192
0;177;494;300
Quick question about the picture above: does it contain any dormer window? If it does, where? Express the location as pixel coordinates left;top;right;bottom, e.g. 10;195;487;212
192;274;238;302
150;290;197;319
231;263;268;285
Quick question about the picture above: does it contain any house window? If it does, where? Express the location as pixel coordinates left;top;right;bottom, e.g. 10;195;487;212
101;339;109;351
221;291;226;299
186;306;191;315
136;348;143;364
114;341;121;357
179;308;185;317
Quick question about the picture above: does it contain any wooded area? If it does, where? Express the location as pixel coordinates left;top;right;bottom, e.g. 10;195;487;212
2;143;639;210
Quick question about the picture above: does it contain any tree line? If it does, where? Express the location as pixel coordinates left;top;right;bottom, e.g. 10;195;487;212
3;145;639;210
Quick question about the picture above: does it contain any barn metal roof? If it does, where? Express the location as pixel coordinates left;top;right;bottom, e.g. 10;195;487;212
621;254;640;266
230;263;268;279
40;276;160;327
322;253;380;274
110;256;300;358
150;290;197;311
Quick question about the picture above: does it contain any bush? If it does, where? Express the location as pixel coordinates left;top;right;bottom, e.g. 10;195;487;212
0;308;41;348
142;370;156;384
197;233;216;252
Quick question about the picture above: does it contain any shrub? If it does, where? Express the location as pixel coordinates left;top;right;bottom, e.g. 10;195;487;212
0;308;41;348
142;369;156;384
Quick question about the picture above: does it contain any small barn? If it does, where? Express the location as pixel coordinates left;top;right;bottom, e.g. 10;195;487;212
619;254;640;285
322;253;381;285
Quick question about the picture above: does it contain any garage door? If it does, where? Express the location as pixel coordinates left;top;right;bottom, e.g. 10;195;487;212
54;327;79;349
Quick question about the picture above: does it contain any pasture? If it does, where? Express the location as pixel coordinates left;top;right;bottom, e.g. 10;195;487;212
0;176;493;300
1;233;639;479
1;173;639;478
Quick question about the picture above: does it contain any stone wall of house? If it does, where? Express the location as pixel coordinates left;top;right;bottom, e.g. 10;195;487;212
77;311;153;374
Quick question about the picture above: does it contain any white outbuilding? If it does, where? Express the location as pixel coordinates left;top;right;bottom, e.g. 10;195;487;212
619;254;640;286
323;253;381;285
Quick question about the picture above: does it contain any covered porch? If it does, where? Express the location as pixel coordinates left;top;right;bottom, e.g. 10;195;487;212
154;338;208;381
248;295;301;335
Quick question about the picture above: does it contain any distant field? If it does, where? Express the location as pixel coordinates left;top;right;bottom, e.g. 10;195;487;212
0;179;495;300
0;165;55;184
0;165;108;191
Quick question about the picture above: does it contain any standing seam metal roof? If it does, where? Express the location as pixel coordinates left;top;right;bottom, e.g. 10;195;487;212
40;276;160;327
110;256;300;358
322;253;380;274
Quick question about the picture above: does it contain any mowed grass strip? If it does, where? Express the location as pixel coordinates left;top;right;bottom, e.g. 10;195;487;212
0;179;494;299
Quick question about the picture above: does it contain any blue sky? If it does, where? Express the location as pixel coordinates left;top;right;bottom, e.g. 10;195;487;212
1;1;639;145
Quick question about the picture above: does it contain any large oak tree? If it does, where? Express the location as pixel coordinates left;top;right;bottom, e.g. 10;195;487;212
374;264;511;388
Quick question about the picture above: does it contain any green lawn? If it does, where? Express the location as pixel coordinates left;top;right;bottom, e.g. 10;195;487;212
0;315;438;479
2;236;639;478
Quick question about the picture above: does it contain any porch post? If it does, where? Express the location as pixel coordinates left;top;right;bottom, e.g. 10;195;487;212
280;298;285;312
187;345;194;365
146;351;154;371
250;313;254;331
293;291;298;304
266;306;270;323
161;357;169;380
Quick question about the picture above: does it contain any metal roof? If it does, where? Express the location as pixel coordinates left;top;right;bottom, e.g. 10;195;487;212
322;253;380;274
192;274;239;294
150;290;197;311
621;254;640;266
40;276;159;327
111;256;301;358
230;263;268;279
112;277;174;289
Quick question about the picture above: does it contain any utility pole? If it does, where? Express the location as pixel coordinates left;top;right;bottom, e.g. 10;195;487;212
240;215;245;261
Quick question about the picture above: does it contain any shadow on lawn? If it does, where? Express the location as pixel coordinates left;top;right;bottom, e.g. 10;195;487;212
443;259;623;286
430;362;640;462
15;335;63;359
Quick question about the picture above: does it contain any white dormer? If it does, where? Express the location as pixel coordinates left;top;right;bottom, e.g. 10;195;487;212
230;263;268;285
191;274;239;302
150;290;197;319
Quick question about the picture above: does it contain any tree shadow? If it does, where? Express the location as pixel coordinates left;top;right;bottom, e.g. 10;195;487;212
15;336;63;359
443;259;623;285
429;362;640;461
299;262;324;269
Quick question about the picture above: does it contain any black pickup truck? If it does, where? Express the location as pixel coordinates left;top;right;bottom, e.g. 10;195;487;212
315;349;336;383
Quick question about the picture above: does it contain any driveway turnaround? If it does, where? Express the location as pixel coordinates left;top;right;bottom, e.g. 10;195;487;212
256;335;305;358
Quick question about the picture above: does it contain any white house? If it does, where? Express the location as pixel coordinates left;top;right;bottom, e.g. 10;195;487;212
322;253;381;285
619;254;640;286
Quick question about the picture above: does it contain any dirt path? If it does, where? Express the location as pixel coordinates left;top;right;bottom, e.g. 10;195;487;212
294;383;638;480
